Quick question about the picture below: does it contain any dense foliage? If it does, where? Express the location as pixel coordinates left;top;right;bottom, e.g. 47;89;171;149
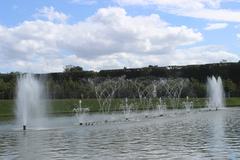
0;62;240;99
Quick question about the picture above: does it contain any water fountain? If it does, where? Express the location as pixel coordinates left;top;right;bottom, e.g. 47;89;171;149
207;76;225;110
16;74;46;130
161;78;187;109
157;97;167;115
182;96;193;112
90;79;122;113
73;99;90;125
120;98;132;120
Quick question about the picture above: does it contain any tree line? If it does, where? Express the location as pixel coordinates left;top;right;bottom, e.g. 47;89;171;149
0;62;240;99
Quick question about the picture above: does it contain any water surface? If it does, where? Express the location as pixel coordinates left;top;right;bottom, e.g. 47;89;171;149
1;108;240;159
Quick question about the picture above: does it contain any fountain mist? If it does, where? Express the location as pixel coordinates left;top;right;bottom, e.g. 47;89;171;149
16;74;46;129
207;76;225;109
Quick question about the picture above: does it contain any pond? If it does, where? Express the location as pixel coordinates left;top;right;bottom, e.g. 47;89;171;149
1;108;240;159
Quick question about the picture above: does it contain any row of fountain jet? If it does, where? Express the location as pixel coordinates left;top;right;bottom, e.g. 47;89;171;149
73;76;224;124
16;74;224;130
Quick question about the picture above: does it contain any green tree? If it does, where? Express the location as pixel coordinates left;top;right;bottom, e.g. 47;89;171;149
191;79;206;97
224;79;237;97
64;65;83;73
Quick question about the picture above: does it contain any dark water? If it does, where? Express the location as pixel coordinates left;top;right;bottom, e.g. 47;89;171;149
0;108;240;160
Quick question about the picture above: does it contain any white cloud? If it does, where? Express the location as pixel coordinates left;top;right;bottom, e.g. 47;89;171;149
34;6;69;23
115;0;240;22
0;7;202;59
204;23;228;30
66;46;239;70
237;33;240;39
173;46;239;65
0;7;238;73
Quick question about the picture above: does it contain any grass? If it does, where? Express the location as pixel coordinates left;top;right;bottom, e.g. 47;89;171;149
225;97;240;107
1;97;240;117
0;100;15;116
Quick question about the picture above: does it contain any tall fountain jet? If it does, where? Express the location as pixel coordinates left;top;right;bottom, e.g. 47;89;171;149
207;76;225;110
16;74;46;130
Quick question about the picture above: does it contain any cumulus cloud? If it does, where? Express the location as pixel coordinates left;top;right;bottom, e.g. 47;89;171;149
204;23;228;30
62;7;202;57
34;6;69;23
115;0;240;22
0;7;238;73
1;7;202;59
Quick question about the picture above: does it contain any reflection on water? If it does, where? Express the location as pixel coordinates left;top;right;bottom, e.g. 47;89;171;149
1;108;240;159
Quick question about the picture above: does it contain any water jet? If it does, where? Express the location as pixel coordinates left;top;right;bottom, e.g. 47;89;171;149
16;74;46;130
207;76;225;110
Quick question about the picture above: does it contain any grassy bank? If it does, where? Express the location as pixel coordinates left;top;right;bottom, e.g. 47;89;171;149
1;97;240;117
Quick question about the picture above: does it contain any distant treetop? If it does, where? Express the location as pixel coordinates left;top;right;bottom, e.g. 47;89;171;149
64;65;83;73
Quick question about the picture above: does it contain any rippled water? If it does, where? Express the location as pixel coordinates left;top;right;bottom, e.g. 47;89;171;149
1;108;240;160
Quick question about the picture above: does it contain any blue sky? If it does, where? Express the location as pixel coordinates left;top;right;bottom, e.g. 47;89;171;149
0;0;239;73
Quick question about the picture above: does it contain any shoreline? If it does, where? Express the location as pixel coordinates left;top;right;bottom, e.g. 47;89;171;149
0;97;240;118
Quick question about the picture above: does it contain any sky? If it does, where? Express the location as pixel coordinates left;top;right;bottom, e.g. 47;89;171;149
0;0;240;73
